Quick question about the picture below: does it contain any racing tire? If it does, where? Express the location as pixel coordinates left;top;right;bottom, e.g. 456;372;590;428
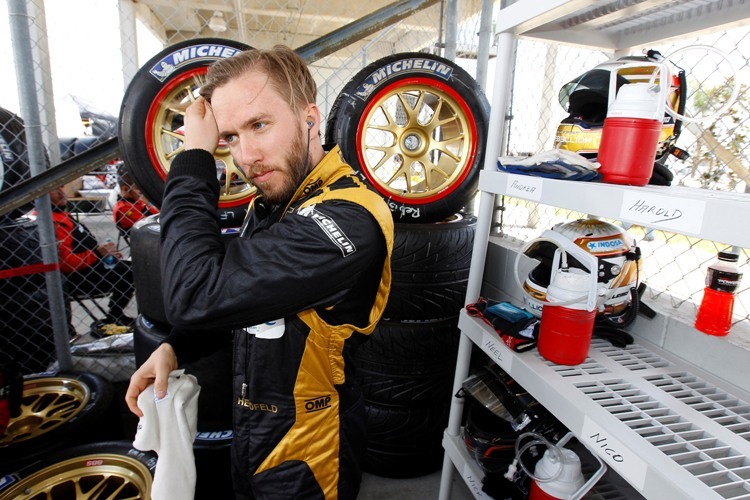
118;38;254;227
130;214;240;326
133;315;233;430
133;321;234;499
385;213;476;320
133;314;170;368
194;430;234;500
130;215;166;325
133;315;234;498
354;317;460;405
0;441;156;499
0;371;115;472
0;106;33;218
326;53;489;223
0;216;55;375
363;401;449;478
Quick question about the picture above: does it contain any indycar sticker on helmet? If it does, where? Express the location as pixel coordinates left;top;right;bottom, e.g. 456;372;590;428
149;44;242;82
585;238;625;254
354;58;454;100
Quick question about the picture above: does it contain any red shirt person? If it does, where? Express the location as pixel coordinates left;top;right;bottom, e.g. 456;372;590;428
50;186;135;326
113;176;158;237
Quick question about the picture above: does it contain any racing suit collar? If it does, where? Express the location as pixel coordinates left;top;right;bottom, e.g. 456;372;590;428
282;145;351;213
241;145;352;233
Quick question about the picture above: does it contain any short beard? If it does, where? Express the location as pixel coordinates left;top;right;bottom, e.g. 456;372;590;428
258;126;310;206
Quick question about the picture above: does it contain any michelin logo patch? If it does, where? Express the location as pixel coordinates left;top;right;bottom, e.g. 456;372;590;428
150;44;242;82
298;205;356;257
354;58;454;100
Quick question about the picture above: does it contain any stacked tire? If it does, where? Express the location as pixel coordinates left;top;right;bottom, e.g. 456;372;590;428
352;215;477;478
130;216;236;500
326;53;488;478
0;441;156;499
0;371;125;473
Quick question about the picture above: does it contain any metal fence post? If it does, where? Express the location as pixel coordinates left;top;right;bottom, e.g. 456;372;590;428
8;0;72;370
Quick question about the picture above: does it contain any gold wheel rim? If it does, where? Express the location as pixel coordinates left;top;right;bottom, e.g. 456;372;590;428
0;377;90;447
149;72;255;204
0;453;152;499
359;83;473;200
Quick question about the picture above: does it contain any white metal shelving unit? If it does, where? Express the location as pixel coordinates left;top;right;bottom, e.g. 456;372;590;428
440;183;750;499
438;1;750;499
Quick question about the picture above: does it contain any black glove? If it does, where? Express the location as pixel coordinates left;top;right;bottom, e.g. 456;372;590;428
649;162;674;186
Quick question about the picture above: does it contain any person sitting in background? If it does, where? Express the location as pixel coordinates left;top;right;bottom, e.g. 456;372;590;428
113;172;158;240
49;185;135;327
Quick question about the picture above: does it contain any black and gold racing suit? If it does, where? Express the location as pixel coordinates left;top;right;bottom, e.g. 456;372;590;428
159;146;393;499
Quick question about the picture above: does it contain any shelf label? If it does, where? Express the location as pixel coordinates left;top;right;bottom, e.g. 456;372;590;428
620;191;705;235
461;464;489;498
506;174;543;201
581;416;647;491
481;331;513;372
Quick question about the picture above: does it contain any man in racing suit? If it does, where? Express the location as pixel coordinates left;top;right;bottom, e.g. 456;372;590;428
126;45;393;499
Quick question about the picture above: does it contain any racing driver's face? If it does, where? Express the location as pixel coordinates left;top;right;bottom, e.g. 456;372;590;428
211;69;310;206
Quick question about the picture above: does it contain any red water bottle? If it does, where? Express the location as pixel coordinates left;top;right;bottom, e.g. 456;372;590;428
695;251;742;336
528;447;585;500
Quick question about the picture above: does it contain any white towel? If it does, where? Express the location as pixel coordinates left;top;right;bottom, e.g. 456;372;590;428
133;369;201;500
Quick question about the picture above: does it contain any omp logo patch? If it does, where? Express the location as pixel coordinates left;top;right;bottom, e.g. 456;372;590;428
298;205;356;257
304;395;331;413
149;44;242;82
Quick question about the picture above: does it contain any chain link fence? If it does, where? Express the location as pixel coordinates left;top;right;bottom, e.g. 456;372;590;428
0;0;483;377
497;26;750;337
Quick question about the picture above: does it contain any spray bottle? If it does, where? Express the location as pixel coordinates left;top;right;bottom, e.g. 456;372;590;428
508;432;607;500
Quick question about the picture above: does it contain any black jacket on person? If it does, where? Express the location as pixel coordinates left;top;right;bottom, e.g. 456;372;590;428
160;146;393;499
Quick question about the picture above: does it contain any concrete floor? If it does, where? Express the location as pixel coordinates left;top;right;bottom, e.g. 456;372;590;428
360;468;474;499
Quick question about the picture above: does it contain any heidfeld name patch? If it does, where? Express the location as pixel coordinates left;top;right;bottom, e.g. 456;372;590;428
354;58;454;100
149;44;242;82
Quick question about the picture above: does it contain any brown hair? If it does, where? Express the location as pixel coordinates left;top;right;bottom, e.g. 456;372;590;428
200;45;316;115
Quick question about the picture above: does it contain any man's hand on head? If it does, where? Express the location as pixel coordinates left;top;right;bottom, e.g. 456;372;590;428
184;96;220;154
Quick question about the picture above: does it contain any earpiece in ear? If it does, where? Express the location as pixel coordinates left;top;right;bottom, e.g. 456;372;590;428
307;120;314;129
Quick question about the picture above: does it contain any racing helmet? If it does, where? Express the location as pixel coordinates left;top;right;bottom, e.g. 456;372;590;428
522;219;640;319
554;53;684;161
462;365;564;474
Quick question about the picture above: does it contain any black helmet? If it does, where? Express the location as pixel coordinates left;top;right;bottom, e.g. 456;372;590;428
462;366;564;474
554;53;684;161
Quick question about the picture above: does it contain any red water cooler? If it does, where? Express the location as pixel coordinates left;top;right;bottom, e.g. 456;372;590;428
517;231;600;366
597;63;669;186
